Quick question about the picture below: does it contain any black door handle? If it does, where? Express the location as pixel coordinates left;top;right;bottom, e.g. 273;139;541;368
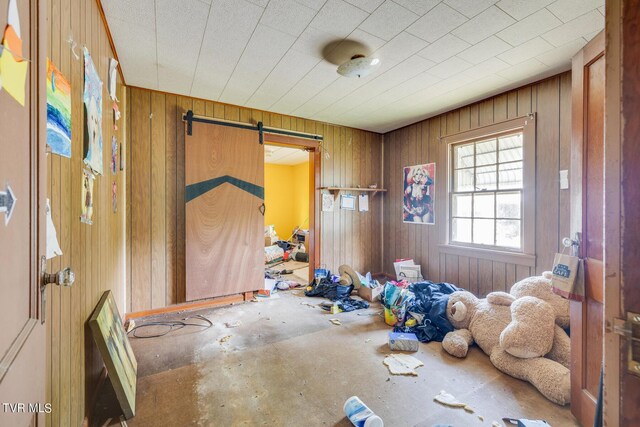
259;203;265;216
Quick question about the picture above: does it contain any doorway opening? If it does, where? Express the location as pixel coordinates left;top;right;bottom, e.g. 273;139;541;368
263;142;317;286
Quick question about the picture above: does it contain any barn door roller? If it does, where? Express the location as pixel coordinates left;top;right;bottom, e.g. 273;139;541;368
183;111;323;143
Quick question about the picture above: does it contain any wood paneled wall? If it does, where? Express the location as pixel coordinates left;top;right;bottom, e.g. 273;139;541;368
383;73;572;296
126;87;383;312
46;0;127;425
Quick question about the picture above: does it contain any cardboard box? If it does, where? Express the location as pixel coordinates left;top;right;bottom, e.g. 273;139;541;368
358;285;383;302
388;332;419;352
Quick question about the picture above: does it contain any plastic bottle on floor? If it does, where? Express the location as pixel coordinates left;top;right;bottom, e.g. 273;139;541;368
343;396;384;427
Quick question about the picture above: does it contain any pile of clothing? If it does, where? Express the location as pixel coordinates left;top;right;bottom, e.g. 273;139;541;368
304;274;369;312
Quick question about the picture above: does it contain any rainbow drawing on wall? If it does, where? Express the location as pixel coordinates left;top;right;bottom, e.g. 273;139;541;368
46;58;72;158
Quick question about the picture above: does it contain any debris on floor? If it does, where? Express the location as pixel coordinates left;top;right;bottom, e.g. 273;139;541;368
433;390;466;408
502;418;552;426
388;331;419;352
300;301;317;308
383;353;424;376
329;318;342;326
305;266;370;313
344;395;384;427
492;422;502;427
225;321;241;328
218;335;232;344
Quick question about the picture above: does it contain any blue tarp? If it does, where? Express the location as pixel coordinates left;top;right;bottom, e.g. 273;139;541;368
393;281;461;343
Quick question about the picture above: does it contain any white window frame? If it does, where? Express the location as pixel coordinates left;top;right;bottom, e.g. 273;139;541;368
440;115;536;266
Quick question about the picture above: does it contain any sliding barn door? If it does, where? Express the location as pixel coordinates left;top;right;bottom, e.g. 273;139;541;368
185;122;264;301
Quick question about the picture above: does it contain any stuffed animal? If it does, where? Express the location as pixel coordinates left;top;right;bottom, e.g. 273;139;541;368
442;273;571;405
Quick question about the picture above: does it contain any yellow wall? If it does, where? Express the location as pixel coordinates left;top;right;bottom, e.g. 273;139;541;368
265;162;309;239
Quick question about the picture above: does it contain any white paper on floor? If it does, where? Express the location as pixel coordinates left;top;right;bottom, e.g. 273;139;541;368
383;354;424;376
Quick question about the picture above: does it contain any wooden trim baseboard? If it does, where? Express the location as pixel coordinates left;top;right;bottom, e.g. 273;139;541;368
124;293;247;321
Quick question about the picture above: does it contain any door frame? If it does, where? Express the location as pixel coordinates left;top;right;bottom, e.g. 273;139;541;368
263;134;321;284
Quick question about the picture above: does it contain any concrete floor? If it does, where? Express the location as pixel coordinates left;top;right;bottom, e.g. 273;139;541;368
104;291;579;427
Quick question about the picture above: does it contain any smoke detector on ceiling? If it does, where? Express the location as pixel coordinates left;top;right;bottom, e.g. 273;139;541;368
337;54;380;78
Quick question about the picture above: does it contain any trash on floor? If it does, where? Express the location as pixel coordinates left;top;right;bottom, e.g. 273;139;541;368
381;281;415;326
433;390;466;408
225;321;241;328
218;335;232;344
502;418;552;427
492;422;502;427
388;332;419;352
305;267;370;312
383;354;424;376
389;281;460;342
433;390;476;414
344;396;384;427
329;318;342;326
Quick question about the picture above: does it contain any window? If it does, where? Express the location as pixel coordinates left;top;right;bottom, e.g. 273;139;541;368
443;116;535;257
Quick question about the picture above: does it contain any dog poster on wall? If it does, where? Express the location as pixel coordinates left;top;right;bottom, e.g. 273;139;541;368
403;163;435;225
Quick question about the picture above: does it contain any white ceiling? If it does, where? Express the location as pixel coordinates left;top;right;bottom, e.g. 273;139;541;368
102;0;604;133
265;145;310;165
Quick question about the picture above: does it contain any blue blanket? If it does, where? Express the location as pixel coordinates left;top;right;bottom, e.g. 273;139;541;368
393;281;461;343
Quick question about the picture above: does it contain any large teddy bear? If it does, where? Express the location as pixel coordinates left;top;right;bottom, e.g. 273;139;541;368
442;273;571;405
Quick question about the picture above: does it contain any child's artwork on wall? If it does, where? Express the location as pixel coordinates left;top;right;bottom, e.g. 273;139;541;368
89;291;137;419
340;194;356;211
322;193;334;212
111;137;118;175
403;163;435;225
46;59;72;157
0;0;28;106
83;47;103;175
112;180;117;213
81;169;94;224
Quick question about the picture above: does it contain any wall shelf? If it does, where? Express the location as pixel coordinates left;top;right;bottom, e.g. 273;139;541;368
319;187;387;197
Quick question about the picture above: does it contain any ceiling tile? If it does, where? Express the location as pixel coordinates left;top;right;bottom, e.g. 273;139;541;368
294;0;327;10
190;0;263;100
290;26;340;59
541;10;604;47
546;0;604;23
495;0;554;21
102;0;156;31
428;56;472;79
156;0;210;92
456;36;511;64
373;31;429;63
219;25;297;105
460;57;510;79
358;0;419;41
444;0;497;18
343;0;385;14
406;3;467;43
452;6;515;44
247;50;320;108
392;0;439;15
107;16;158;89
260;0;317;37
536;38;586;67
309;0;369;38
497;37;554;65
497;58;548;81
496;8;562;46
416;34;469;63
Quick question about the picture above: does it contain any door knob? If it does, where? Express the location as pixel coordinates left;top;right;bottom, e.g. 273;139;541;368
42;267;75;287
40;257;74;324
